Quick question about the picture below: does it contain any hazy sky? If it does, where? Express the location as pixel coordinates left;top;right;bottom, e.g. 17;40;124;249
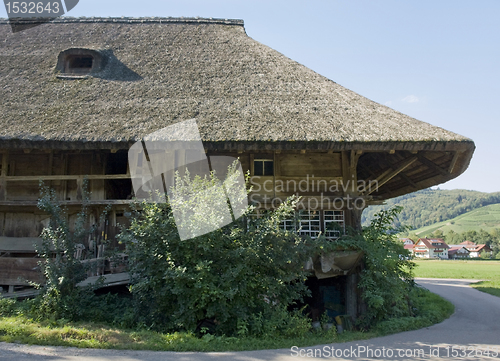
2;1;499;192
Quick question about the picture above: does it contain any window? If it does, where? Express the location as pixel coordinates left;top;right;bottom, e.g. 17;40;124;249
279;218;296;231
56;48;106;78
324;210;345;240
298;210;321;239
65;55;94;74
254;159;273;176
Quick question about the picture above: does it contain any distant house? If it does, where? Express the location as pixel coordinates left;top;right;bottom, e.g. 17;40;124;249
400;238;415;255
459;241;493;258
400;238;415;246
413;238;449;259
460;241;476;247
448;246;470;259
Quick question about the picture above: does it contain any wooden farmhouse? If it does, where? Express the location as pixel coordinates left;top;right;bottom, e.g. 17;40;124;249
0;18;474;317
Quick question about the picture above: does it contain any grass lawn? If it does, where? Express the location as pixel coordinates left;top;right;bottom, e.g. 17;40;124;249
413;259;500;297
0;287;453;351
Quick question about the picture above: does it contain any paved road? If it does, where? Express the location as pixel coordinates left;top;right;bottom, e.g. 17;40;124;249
1;278;499;360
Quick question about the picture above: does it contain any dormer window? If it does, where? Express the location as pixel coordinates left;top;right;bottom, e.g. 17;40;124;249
66;55;94;74
56;48;106;79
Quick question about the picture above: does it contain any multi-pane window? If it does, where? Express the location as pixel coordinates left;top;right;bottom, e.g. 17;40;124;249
279;218;296;231
253;159;274;176
324;210;345;240
251;210;345;240
298;210;321;239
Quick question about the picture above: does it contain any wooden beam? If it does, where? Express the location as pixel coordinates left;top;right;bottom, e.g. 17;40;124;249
398;173;418;189
4;174;131;181
448;151;462;174
365;157;418;195
417;155;449;176
350;150;362;174
0;200;134;207
376;153;418;189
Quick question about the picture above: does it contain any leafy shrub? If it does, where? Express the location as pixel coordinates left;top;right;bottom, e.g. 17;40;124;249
119;165;315;336
30;180;113;321
0;299;17;317
319;206;415;329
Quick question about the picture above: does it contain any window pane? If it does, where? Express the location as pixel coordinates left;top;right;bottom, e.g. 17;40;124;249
254;161;264;176
264;161;274;176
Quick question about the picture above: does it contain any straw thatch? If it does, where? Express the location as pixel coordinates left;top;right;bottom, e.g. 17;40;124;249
0;17;473;154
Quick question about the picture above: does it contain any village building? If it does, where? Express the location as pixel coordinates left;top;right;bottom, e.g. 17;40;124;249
413;238;450;259
458;241;493;258
400;238;415;247
400;238;415;254
448;245;470;259
0;18;474;317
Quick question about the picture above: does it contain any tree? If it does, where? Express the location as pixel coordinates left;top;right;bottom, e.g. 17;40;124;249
119;164;314;335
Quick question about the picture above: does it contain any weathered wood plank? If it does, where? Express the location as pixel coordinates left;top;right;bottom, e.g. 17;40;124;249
279;153;342;177
5;174;130;181
76;272;130;287
0;258;43;285
0;237;42;252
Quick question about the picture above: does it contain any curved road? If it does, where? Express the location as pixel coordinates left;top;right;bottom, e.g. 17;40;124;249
1;278;499;360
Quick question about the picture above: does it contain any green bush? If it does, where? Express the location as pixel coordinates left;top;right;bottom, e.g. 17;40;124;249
29;180;115;322
0;299;17;317
319;206;415;329
119;165;315;336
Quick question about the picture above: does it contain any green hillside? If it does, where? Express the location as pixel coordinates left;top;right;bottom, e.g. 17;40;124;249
362;188;500;229
411;203;500;237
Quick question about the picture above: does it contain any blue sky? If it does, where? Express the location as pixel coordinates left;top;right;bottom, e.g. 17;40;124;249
2;1;499;192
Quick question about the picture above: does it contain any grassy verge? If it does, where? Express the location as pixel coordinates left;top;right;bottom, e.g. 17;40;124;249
413;259;500;297
0;286;452;351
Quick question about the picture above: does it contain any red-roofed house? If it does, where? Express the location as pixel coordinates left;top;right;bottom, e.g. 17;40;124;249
448;246;470;259
413;238;450;259
459;241;493;258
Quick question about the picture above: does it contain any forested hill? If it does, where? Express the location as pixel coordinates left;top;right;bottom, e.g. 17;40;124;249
362;189;500;229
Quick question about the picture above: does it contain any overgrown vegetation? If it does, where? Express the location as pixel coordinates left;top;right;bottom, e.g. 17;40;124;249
28;180;113;322
320;207;416;329
0;166;454;350
119;165;315;337
0;287;453;351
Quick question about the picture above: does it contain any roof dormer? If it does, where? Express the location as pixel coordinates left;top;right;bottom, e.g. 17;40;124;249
56;48;106;79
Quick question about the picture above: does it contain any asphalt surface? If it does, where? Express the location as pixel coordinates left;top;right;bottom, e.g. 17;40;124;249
1;278;499;360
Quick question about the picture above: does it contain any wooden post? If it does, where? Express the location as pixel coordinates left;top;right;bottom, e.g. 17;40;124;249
346;272;358;321
76;177;83;201
0;152;8;201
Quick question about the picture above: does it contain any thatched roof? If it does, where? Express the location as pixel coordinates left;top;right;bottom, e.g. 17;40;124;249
0;17;474;155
